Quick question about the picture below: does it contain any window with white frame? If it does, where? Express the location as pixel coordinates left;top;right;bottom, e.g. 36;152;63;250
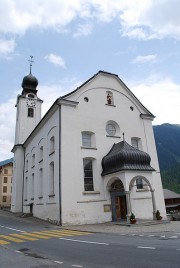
31;173;34;199
24;177;28;200
106;123;116;136
39;146;43;162
49;162;55;196
32;154;35;167
136;177;143;189
38;168;43;198
131;138;139;149
83;159;94;191
28;108;34;118
49;136;55;154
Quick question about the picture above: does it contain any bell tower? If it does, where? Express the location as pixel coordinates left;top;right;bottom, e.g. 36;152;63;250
11;56;43;213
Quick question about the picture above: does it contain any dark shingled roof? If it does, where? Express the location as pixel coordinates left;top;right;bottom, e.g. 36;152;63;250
101;141;155;176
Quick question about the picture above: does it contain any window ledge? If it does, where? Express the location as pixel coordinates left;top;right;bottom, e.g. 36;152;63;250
48;194;55;197
136;189;149;192
81;146;97;150
106;135;121;138
83;191;100;195
105;104;116;107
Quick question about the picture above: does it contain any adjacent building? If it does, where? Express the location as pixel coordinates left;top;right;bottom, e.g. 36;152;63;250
11;70;166;225
0;158;13;209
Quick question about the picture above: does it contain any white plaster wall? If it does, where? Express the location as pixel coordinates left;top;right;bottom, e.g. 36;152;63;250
23;106;60;223
60;73;165;225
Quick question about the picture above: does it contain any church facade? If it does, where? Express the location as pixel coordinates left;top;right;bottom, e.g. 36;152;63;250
11;70;166;225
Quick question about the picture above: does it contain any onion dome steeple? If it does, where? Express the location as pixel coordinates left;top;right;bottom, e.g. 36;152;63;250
101;140;155;176
21;56;38;95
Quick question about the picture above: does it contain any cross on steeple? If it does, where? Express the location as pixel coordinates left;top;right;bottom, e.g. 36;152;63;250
28;55;34;74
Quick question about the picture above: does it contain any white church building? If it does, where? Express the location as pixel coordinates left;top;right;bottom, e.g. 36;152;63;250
11;69;166;225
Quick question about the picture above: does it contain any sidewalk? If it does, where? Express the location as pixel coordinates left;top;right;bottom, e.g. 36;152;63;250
62;221;180;234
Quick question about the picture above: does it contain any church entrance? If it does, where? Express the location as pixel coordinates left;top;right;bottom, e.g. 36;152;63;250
110;180;127;221
115;195;127;220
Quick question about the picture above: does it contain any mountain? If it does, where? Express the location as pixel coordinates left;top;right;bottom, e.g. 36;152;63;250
153;123;180;193
153;123;180;171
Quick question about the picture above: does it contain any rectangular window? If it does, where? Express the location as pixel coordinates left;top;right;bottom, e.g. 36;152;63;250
3;186;7;193
31;173;34;199
131;139;139;149
136;178;143;189
82;133;91;147
49;162;55;196
39;146;43;162
3;177;8;183
2;196;7;202
49;136;55;154
83;159;94;191
28;108;34;117
26;160;28;172
39;168;43;198
24;177;28;200
32;154;35;167
4;169;8;174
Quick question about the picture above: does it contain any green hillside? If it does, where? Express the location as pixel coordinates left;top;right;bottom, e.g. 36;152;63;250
153;124;180;193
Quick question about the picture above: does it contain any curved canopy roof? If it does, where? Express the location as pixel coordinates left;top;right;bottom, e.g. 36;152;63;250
101;140;155;176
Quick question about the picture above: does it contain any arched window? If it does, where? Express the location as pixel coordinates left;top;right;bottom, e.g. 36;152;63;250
49;161;55;196
28;108;34;118
83;159;94;191
38;168;43;198
49;136;55;154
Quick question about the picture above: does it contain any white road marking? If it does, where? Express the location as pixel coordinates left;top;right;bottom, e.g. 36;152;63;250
15;251;23;253
59;238;109;245
160;235;165;238
71;265;83;267
169;236;178;239
139;235;144;237
148;235;155;237
54;261;64;264
129;234;136;236
0;225;25;233
138;246;156;250
120;234;126;236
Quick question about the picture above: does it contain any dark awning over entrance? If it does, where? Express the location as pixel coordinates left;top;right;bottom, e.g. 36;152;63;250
101;140;155;176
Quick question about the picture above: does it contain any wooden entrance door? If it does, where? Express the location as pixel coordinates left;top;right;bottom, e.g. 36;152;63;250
115;196;127;220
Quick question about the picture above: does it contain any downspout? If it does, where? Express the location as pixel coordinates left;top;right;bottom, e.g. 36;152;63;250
58;104;62;225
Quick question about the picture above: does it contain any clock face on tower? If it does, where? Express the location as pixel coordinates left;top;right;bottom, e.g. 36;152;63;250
26;98;36;107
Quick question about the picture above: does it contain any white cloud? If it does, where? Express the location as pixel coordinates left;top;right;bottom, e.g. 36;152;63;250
132;54;157;64
45;53;66;68
73;23;93;38
0;0;180;43
130;76;180;125
0;38;16;58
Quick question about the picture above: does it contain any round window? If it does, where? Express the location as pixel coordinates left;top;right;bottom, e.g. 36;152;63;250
106;124;116;136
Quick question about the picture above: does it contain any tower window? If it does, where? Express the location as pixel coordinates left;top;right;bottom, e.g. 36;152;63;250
28;108;34;118
28;94;35;98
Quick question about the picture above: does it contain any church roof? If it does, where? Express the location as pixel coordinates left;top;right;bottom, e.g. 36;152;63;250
21;72;38;91
101;140;155;176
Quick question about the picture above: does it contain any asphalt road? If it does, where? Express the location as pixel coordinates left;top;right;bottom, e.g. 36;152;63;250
0;210;179;268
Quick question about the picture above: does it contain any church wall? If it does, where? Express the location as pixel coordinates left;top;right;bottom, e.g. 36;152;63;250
60;77;164;225
23;107;60;224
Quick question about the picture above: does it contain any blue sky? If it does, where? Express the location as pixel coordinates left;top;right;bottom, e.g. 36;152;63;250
0;0;180;161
